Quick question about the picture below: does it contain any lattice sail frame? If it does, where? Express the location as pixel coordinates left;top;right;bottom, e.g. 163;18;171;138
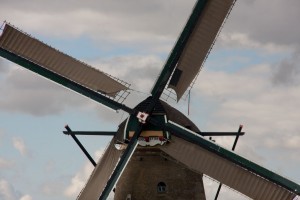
0;22;131;104
160;0;237;103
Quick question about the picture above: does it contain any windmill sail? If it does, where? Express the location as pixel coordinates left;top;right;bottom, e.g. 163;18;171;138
77;137;122;200
161;122;300;199
0;23;130;100
169;0;234;100
152;0;235;101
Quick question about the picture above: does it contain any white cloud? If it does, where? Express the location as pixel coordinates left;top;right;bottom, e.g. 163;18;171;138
191;59;300;180
0;54;163;117
218;32;292;53
64;148;105;198
91;55;162;93
19;195;32;200
12;137;29;157
0;179;16;200
64;162;94;198
223;0;300;47
0;158;14;169
40;177;67;196
203;176;250;200
0;179;30;200
0;64;90;116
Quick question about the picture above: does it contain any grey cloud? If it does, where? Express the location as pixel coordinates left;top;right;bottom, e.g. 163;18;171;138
1;0;194;32
0;0;195;55
0;53;162;117
272;51;300;86
106;56;162;90
91;55;163;92
224;0;300;47
192;63;300;179
2;0;299;54
0;66;90;116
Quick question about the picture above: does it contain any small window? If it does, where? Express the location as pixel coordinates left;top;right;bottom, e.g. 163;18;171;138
157;182;167;193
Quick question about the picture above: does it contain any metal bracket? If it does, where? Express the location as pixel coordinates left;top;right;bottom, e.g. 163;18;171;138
63;131;116;136
214;125;243;200
64;125;96;167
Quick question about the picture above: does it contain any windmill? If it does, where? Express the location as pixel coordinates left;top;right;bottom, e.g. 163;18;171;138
0;0;300;200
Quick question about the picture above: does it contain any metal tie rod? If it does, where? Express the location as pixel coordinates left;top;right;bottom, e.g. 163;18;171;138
214;125;243;200
64;125;96;167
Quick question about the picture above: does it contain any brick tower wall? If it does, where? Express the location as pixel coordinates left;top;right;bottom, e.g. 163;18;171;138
114;148;206;200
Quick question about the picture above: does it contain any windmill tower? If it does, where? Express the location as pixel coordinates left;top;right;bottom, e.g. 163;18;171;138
113;100;206;200
0;0;299;200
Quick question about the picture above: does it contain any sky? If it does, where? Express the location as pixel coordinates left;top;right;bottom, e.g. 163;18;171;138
0;0;300;199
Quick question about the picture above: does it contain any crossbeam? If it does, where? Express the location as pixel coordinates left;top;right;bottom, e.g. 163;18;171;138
199;131;244;136
63;131;117;136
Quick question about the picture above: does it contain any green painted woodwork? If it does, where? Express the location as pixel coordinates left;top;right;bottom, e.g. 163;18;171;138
99;118;143;200
125;114;169;139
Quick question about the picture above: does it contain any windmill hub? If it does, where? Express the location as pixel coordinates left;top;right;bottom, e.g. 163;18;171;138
116;97;200;147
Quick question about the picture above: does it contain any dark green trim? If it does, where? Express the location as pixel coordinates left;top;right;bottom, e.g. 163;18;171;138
0;48;134;114
165;122;300;195
151;0;208;98
125;114;169;139
63;131;116;136
99;118;142;200
199;132;245;136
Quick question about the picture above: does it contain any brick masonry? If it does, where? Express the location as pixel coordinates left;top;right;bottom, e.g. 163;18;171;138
114;148;206;200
